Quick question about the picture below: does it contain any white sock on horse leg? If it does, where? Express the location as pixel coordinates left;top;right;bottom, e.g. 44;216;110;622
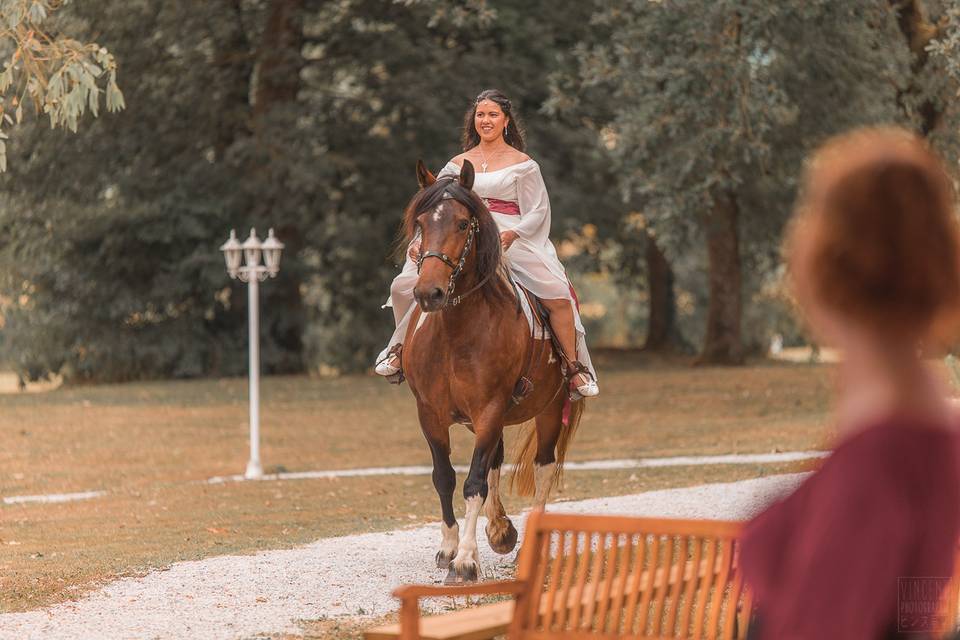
439;522;459;560
454;495;483;574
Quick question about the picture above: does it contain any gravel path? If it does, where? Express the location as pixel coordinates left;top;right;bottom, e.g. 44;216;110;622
0;473;806;640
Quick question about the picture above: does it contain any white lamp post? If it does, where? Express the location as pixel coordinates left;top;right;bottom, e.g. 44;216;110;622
220;227;285;479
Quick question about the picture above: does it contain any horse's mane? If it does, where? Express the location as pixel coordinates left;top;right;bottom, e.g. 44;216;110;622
401;176;511;305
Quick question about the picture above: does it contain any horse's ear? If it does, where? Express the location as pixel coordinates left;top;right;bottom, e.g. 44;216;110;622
416;160;436;189
460;159;475;191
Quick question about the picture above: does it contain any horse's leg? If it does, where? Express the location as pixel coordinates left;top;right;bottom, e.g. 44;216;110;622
532;397;565;510
447;419;503;584
420;408;458;570
483;437;518;555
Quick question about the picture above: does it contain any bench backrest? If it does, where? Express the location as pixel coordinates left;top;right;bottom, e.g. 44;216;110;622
509;511;749;639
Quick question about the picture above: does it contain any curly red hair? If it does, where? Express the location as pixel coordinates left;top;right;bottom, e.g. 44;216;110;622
789;127;960;345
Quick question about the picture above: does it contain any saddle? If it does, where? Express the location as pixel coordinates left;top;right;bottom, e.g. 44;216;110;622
509;282;586;405
387;277;590;405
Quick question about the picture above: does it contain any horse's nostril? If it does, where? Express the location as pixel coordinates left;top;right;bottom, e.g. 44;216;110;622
430;288;445;303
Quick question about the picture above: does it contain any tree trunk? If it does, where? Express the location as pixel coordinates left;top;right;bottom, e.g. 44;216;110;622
698;190;744;365
210;0;256;159
253;0;306;122
643;231;682;352
250;0;308;372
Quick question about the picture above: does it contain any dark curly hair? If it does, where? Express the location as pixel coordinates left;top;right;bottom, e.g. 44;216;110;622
461;89;526;152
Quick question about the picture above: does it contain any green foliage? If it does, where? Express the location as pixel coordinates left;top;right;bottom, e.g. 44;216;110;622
0;1;248;382
552;0;932;351
928;3;960;77
0;0;124;170
561;0;914;249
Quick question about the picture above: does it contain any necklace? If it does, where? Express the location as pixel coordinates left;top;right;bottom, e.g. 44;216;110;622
477;144;506;173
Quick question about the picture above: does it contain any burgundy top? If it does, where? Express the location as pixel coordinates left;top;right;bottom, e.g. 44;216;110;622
741;417;960;639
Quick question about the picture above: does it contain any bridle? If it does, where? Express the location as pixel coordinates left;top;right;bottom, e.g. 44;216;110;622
416;191;496;308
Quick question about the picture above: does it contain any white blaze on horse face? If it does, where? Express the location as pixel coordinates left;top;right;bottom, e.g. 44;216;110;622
533;462;556;510
432;203;443;223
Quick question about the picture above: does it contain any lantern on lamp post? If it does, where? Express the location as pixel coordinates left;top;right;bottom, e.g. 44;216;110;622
220;228;284;479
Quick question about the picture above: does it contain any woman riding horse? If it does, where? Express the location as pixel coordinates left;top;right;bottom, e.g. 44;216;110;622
394;157;586;584
376;88;599;399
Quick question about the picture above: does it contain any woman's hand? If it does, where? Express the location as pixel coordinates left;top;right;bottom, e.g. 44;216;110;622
500;230;519;252
408;239;422;262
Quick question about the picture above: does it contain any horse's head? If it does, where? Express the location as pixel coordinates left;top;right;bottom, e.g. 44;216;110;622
403;159;501;312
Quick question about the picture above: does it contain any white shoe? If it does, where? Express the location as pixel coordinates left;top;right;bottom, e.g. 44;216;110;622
375;357;400;376
576;378;599;397
568;362;599;398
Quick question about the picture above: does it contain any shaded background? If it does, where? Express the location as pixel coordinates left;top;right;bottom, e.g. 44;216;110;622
2;0;960;383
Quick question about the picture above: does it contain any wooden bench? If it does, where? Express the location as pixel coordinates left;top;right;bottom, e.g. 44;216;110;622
366;511;751;640
367;510;960;640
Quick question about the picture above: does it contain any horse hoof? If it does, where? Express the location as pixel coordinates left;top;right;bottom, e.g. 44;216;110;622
444;561;479;585
436;549;456;570
486;518;518;555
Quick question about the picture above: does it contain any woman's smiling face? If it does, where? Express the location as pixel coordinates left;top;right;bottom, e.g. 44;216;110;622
474;99;508;143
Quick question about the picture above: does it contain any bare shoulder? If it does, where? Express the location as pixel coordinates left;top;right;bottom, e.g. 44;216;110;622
510;150;532;165
449;153;466;168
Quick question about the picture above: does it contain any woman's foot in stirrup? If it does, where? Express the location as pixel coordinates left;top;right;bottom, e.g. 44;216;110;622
375;356;400;376
375;346;404;384
568;362;599;399
574;373;599;398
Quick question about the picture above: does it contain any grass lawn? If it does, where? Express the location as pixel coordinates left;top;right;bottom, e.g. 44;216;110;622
0;352;836;613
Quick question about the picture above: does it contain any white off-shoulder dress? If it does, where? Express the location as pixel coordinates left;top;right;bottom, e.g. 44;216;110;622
378;158;597;382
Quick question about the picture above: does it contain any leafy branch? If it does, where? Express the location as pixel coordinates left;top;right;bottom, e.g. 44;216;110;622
0;0;125;170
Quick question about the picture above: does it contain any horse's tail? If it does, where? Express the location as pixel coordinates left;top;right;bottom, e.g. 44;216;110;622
510;398;586;497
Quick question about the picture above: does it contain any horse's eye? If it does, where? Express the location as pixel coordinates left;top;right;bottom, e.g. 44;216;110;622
458;220;469;232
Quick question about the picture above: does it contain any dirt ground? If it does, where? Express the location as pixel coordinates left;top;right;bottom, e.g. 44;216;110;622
0;352;836;613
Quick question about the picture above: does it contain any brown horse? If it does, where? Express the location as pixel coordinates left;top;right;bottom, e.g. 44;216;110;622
399;158;584;584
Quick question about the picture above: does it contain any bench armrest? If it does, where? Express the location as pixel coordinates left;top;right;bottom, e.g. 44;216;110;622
392;580;527;640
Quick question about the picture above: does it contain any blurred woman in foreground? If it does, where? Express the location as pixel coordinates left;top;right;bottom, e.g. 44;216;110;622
742;128;960;639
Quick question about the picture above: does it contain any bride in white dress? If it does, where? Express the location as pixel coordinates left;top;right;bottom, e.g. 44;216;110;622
376;89;598;397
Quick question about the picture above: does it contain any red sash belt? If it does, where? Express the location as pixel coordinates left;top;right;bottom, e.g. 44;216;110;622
483;198;521;216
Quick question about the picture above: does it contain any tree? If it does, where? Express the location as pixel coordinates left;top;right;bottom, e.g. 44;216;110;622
643;230;683;351
557;0;916;364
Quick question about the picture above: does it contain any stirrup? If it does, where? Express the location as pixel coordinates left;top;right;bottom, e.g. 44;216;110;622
375;358;399;376
567;361;598;400
375;345;404;384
